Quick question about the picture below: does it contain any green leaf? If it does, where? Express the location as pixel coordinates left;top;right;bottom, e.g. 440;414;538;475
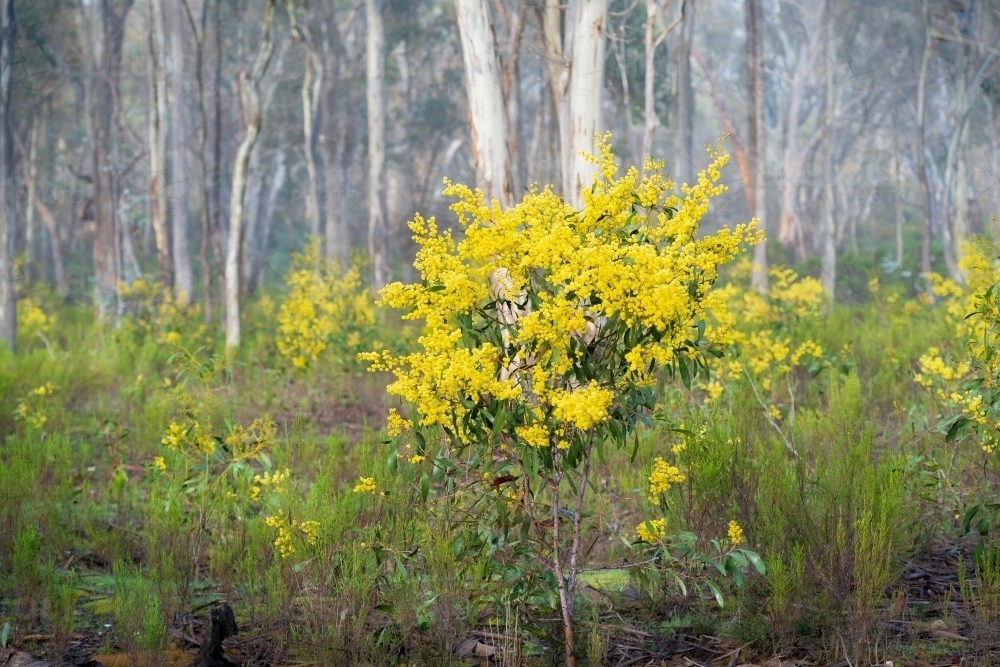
741;549;767;575
420;473;430;502
705;579;725;608
946;416;971;442
387;449;398;474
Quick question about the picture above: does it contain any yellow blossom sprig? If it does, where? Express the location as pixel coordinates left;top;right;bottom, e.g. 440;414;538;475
265;510;321;559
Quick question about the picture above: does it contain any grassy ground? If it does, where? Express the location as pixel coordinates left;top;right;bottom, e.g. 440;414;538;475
3;258;1000;666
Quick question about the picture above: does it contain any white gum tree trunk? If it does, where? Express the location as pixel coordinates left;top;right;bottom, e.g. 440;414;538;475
168;0;192;304
365;0;389;289
0;0;14;350
224;0;275;349
567;0;608;209
454;0;513;208
147;0;171;289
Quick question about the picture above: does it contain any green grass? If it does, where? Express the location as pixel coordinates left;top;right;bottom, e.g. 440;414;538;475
2;269;1000;666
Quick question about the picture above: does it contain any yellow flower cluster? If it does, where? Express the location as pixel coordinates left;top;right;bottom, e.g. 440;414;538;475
353;477;377;494
550;382;614;431
161;420;215;458
276;244;377;369
914;348;969;388
648;456;685;501
265;511;320;559
13;383;57;429
225;417;277;462
727;520;744;546
117;278;202;344
250;467;290;501
361;135;759;450
18;297;52;336
386;408;412;438
637;517;667;542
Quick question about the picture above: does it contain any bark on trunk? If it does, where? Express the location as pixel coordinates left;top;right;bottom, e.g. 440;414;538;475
224;0;275;349
915;3;934;300
821;0;836;299
746;0;767;295
641;0;684;165
540;0;571;197
13;128;69;301
454;0;514;208
673;0;694;186
148;0;171;289
567;0;609;209
287;0;324;258
776;4;821;260
180;0;214;321
0;0;14;350
169;0;192;304
80;0;133;318
365;0;389;289
24;118;38;284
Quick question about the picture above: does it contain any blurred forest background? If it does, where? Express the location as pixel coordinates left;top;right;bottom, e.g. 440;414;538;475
2;0;999;346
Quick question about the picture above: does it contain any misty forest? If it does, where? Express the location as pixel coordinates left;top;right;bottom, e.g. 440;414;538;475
6;0;1000;665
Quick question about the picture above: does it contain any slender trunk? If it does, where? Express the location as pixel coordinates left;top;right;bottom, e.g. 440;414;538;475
365;0;389;288
501;6;526;199
454;0;514;208
954;131;969;266
81;0;133;318
241;145;263;290
641;0;658;165
567;0;609;209
169;0;192;304
821;0;836;299
674;0;694;185
540;0;571;196
746;0;767;295
212;0;224;323
0;0;14;350
287;0;324;259
13;129;69;301
181;0;214;322
24;118;38;285
915;4;934;299
777;10;819;262
891;147;904;267
252;149;286;291
225;0;276;349
148;0;171;289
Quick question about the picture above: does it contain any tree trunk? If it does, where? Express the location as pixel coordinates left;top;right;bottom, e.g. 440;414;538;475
567;0;609;209
253;149;286;291
673;0;694;185
776;4;820;262
24;118;38;285
180;0;215;321
169;0;192;304
225;0;275;349
821;0;836;299
365;0;389;289
454;0;514;208
746;0;767;296
13;128;69;302
891;143;904;267
148;0;171;289
540;0;571;197
915;2;934;299
80;0;133;318
0;0;14;351
321;11;349;269
287;0;324;258
641;0;685;165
